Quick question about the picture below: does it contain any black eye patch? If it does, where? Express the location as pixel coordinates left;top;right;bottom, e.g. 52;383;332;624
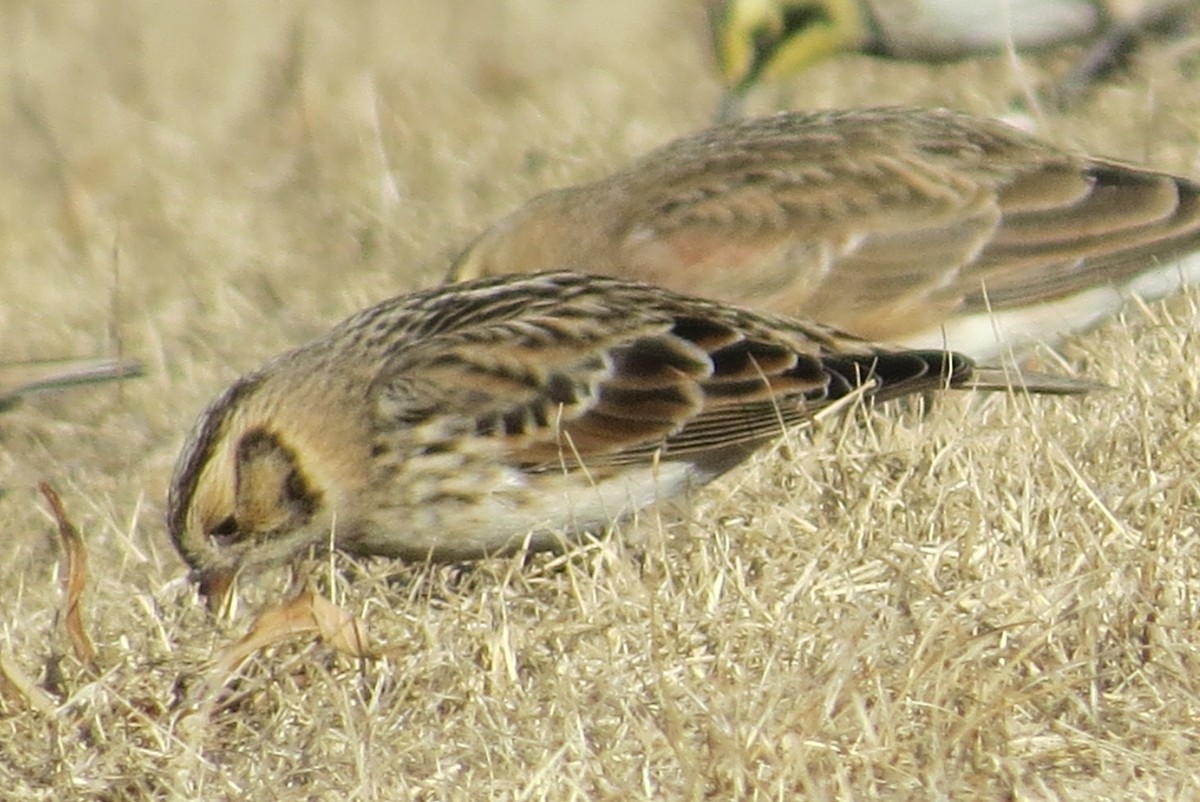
285;468;319;517
746;6;831;86
209;515;240;543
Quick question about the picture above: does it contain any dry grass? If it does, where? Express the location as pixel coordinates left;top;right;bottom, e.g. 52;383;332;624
2;1;1200;799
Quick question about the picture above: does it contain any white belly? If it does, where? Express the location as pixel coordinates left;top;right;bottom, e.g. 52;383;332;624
360;456;701;561
898;254;1200;358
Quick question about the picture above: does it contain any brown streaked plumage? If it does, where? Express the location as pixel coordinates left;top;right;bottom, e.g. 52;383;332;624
0;357;143;411
448;107;1200;357
168;272;1088;610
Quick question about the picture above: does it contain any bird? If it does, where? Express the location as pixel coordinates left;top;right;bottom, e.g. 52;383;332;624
447;107;1200;359
168;271;1089;610
707;1;1195;116
710;0;1105;86
0;356;143;412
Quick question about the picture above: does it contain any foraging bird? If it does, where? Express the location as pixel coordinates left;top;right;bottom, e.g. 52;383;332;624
0;357;143;412
167;272;1086;609
448;107;1200;358
709;0;1105;114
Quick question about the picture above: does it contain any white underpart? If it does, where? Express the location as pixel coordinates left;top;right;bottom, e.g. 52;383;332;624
898;254;1200;359
543;460;698;540
369;452;700;559
866;0;1100;55
464;459;699;553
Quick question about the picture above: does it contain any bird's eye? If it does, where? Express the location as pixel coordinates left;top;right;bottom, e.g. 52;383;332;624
209;515;240;544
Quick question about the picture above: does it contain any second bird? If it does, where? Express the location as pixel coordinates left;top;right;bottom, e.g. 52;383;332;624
449;106;1200;358
709;0;1105;103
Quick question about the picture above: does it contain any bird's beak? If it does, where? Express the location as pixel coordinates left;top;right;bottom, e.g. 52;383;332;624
198;568;235;615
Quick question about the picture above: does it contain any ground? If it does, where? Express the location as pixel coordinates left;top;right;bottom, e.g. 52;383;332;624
1;1;1200;800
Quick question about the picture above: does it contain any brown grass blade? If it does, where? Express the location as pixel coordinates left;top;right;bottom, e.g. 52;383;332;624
206;588;372;687
0;651;58;716
38;482;98;672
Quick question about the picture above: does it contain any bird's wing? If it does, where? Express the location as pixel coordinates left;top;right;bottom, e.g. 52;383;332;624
608;110;1200;340
370;273;967;474
961;160;1200;308
449;110;1200;346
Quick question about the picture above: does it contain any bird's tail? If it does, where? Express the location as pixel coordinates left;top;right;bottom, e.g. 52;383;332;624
963;366;1105;395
